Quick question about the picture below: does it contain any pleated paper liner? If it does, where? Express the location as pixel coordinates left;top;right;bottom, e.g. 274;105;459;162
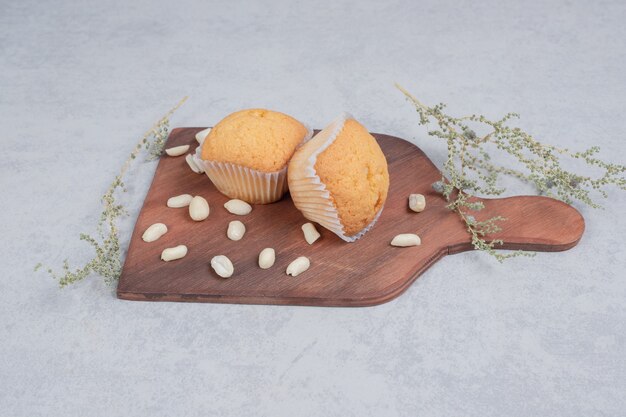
287;112;383;242
194;125;313;204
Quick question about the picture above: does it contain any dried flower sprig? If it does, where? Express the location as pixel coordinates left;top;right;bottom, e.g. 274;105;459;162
35;97;188;287
396;84;626;261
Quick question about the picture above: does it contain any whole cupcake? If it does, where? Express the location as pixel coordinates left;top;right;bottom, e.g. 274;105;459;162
288;113;389;242
194;109;312;204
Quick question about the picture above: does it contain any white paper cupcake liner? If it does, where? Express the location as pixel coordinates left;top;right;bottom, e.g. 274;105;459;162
288;112;384;242
193;124;313;204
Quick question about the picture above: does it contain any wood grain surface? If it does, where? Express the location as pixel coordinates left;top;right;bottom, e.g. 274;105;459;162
116;128;585;306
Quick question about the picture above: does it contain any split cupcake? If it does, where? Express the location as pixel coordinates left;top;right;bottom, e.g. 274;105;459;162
288;113;389;242
194;109;312;204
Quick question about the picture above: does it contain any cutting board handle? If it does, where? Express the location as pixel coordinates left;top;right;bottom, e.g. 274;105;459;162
447;195;585;254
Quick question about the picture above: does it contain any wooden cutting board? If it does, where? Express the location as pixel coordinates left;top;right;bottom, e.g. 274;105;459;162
116;128;585;306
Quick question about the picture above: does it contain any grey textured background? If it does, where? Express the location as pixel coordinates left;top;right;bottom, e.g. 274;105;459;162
1;0;625;416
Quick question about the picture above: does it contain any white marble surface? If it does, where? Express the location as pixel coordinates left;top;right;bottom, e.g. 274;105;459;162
1;0;625;415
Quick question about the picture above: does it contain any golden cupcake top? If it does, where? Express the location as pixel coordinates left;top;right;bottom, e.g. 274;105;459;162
314;119;389;236
201;108;309;172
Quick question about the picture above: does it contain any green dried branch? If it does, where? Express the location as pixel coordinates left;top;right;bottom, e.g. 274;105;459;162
37;97;188;287
397;84;625;261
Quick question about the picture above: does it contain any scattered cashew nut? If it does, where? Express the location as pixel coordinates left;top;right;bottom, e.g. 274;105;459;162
195;128;211;145
167;194;193;208
186;154;204;174
142;223;168;242
301;222;320;245
211;255;234;278
189;196;210;221
227;220;246;241
165;145;190;157
224;199;252;215
286;256;310;277
390;233;421;247
258;248;276;269
409;194;426;212
161;245;188;262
